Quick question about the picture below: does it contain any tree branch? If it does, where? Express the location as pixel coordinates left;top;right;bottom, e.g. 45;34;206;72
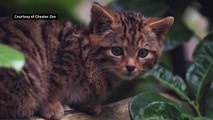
32;98;131;120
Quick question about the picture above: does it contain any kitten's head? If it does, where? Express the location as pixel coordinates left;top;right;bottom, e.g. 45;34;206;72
88;2;174;80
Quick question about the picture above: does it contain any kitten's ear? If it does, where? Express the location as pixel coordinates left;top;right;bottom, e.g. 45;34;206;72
90;2;117;33
146;16;174;45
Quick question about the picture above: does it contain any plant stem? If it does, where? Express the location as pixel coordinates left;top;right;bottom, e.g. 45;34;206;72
180;94;202;116
188;100;202;116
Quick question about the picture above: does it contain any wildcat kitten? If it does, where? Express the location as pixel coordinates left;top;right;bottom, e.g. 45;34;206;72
0;2;173;119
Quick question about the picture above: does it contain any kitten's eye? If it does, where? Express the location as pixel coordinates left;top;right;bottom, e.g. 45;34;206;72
111;47;124;56
138;49;149;58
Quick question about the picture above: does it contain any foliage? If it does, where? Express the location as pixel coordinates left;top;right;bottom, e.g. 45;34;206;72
0;44;25;72
129;33;213;119
130;92;190;120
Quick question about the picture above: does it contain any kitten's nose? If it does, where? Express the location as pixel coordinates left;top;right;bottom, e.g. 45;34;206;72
126;65;135;72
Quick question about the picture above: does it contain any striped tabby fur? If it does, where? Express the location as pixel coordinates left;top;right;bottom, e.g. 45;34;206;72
0;2;173;119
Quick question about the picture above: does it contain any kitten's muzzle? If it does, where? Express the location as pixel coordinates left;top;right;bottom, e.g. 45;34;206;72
126;65;135;72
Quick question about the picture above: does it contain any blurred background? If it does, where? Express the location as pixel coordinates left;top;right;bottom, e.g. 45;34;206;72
0;0;212;103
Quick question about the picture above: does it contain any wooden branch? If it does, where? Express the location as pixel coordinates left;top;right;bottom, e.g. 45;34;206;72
62;98;131;120
32;98;131;120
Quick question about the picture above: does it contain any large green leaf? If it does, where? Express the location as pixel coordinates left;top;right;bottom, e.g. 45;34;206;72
186;33;213;105
129;92;191;120
0;44;25;72
143;101;182;120
146;65;189;101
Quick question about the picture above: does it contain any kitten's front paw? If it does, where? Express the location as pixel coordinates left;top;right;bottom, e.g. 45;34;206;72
75;102;102;115
40;101;64;119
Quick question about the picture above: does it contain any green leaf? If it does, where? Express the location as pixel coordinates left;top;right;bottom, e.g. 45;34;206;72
129;92;191;120
143;101;182;120
0;44;25;72
186;33;213;105
146;65;189;101
204;82;213;118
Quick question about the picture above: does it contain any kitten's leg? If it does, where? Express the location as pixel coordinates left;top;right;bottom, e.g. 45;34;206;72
39;101;64;119
72;101;102;115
